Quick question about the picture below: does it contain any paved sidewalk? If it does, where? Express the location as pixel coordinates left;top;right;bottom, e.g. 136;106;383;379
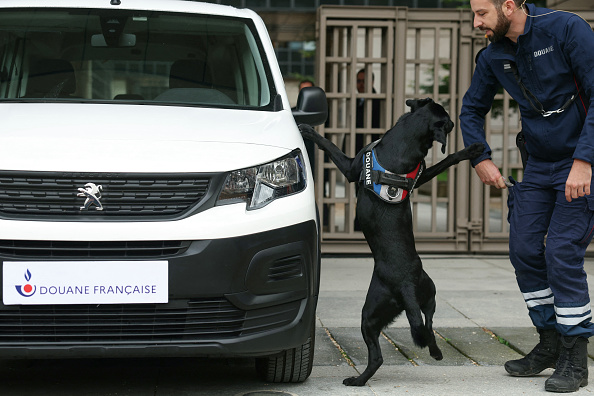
256;255;594;396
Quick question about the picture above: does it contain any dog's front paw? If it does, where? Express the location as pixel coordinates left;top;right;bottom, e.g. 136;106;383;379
298;124;318;141
464;142;485;160
343;376;367;387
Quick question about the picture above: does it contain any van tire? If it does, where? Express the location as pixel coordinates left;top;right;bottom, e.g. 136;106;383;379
255;321;315;383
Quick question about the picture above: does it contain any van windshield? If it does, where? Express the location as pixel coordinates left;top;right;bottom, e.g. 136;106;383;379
0;8;276;109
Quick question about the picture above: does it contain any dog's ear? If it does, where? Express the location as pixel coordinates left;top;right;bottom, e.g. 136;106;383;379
433;120;454;154
406;98;433;113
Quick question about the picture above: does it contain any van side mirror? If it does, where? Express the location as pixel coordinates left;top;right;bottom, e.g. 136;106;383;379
292;87;328;126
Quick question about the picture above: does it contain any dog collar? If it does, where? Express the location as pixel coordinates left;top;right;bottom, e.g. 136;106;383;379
360;140;424;204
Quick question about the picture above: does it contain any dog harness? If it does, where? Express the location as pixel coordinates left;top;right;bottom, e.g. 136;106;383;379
360;140;424;204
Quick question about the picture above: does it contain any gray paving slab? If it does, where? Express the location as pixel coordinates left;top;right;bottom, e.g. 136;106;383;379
318;257;373;293
315;293;365;328
435;290;534;328
421;257;520;293
489;327;541;356
325;327;411;367
382;328;474;366
313;323;352;367
436;327;524;366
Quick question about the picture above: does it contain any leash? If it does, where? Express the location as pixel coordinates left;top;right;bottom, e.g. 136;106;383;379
505;59;582;118
575;76;588;115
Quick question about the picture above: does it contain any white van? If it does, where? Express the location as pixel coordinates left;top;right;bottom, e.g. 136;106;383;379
0;0;327;383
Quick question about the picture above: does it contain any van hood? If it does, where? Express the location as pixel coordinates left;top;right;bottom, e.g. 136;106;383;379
0;103;303;173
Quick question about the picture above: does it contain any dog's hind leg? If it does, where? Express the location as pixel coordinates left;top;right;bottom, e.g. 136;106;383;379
421;297;443;361
419;272;443;360
400;283;435;350
343;277;400;387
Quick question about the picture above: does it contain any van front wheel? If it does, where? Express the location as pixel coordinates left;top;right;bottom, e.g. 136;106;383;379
255;322;315;383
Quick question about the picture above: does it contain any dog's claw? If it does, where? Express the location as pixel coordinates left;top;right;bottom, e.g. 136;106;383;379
431;350;444;361
429;342;443;361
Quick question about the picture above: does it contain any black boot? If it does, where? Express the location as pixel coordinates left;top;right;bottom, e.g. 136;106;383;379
505;328;560;376
545;336;589;393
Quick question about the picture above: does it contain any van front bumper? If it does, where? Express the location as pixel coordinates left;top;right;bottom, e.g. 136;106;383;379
0;220;319;359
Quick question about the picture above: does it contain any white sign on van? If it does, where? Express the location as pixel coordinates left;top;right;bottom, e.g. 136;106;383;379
3;261;168;305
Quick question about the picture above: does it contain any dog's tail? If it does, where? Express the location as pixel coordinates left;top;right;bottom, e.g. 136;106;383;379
401;285;433;348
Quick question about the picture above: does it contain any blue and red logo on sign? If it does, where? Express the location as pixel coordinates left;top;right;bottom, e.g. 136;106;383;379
15;269;36;297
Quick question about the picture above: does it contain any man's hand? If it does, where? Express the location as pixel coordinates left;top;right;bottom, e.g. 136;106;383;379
475;159;507;189
565;159;592;202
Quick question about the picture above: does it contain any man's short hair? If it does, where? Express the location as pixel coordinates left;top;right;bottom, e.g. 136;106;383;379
357;68;375;81
491;0;523;9
299;79;314;89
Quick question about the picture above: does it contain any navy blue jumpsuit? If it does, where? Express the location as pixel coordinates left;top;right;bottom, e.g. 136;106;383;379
460;4;594;337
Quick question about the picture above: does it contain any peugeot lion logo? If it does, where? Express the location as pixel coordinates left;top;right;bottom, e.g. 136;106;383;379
77;183;104;211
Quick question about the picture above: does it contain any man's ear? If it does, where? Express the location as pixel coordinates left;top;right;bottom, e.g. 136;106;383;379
406;97;433;113
504;0;518;16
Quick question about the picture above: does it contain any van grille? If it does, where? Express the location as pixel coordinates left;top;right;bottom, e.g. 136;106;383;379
0;171;212;219
0;240;191;258
0;299;301;344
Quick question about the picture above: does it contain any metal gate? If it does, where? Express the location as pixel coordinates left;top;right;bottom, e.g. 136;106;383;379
315;6;594;254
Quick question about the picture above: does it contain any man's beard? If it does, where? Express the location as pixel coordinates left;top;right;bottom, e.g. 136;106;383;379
485;8;511;43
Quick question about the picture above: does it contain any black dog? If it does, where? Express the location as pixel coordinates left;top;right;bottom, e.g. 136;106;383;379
300;98;484;386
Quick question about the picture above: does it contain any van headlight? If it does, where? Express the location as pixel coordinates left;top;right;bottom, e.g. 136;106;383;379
216;150;307;210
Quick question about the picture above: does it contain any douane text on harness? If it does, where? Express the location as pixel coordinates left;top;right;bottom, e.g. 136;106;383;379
365;151;372;186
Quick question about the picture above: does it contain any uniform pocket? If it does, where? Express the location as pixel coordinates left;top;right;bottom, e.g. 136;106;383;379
577;196;594;245
507;184;517;223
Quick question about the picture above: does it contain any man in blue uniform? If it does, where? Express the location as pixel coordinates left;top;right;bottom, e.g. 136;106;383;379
461;0;594;392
